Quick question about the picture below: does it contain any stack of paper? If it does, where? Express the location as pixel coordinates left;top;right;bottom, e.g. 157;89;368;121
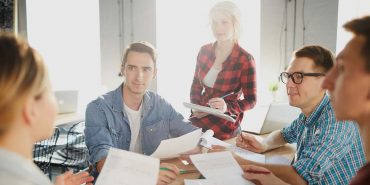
189;151;255;185
95;148;159;185
200;129;266;164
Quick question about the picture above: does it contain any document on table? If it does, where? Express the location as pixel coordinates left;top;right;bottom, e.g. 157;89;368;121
190;151;254;185
185;179;214;185
266;156;292;165
199;129;265;164
151;128;202;159
183;102;236;122
95;148;159;185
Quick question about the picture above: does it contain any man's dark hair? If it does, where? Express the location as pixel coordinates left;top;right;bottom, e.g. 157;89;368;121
119;41;157;76
294;45;334;73
344;16;370;72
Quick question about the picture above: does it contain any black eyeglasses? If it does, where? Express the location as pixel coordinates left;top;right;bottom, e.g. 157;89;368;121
279;72;325;84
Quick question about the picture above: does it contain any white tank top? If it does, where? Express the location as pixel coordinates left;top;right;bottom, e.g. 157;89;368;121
203;67;221;88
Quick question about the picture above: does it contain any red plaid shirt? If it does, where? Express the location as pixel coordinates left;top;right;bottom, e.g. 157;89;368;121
189;43;257;140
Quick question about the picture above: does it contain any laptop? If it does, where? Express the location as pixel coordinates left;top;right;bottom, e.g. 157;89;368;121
54;90;78;114
241;102;301;135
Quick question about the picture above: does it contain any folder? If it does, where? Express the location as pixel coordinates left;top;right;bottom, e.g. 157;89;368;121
183;102;236;122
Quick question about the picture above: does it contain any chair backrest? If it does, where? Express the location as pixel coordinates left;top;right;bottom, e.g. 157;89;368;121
33;127;60;175
55;121;89;171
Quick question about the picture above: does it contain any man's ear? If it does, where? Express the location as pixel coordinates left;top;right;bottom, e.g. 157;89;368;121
22;98;37;126
366;87;370;113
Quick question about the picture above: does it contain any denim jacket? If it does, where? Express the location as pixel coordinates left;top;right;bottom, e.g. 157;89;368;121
84;84;198;168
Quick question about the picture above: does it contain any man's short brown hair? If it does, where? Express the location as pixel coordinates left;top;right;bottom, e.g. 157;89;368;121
344;16;370;72
120;41;157;76
294;45;335;73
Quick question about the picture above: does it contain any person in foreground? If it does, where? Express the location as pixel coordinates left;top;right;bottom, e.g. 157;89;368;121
236;45;365;184
322;15;370;185
189;1;257;140
0;34;93;185
84;41;199;185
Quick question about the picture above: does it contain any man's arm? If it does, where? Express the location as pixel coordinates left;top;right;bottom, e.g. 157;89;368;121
85;101;114;169
262;130;287;151
238;159;307;185
261;163;307;185
96;158;106;172
236;130;287;153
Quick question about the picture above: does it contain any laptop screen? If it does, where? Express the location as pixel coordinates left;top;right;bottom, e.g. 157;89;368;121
54;90;78;114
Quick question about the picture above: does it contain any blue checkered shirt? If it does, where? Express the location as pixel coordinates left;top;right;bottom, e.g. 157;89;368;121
281;94;366;185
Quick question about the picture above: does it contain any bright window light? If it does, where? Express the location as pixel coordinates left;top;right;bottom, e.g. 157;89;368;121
26;0;101;113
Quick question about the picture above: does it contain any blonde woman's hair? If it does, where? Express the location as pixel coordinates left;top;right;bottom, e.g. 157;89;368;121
209;1;241;42
0;34;48;133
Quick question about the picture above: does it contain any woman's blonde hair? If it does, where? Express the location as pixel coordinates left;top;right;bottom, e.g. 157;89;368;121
209;1;241;43
0;34;48;133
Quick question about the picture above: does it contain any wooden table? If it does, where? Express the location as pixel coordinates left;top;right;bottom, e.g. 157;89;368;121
167;136;296;185
55;113;84;126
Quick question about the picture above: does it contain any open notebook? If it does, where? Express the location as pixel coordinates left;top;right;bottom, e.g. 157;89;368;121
183;102;236;122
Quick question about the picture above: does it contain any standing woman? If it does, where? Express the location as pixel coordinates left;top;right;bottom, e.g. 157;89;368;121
190;1;257;140
0;34;93;185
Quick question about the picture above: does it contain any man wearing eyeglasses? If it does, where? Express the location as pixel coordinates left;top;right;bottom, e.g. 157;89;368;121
236;45;365;185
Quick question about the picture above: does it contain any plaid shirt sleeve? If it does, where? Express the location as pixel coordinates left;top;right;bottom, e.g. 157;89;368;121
281;115;303;143
190;50;206;105
226;54;257;115
293;120;362;183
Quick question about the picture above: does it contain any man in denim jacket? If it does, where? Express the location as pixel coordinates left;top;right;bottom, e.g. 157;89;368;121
85;41;198;185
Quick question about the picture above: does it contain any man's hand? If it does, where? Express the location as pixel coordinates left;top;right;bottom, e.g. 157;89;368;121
242;165;290;185
157;163;180;185
55;170;94;185
236;133;267;153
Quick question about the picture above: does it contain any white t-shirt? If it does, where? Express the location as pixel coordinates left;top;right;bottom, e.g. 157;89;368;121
124;103;143;153
203;66;221;88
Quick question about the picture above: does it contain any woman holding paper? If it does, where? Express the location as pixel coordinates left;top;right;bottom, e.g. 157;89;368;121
190;1;257;140
0;34;93;185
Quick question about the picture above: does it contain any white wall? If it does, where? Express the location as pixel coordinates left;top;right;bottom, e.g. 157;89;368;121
26;0;101;113
99;0;122;90
100;0;157;91
260;0;339;103
336;0;370;54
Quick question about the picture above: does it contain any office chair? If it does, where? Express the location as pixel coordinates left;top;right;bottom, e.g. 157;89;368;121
54;121;89;172
33;127;60;179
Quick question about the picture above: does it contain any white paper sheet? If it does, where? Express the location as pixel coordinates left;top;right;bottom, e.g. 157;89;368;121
200;129;231;149
185;176;254;185
190;151;254;185
199;130;265;164
185;179;215;185
151;128;202;159
266;155;292;165
95;148;159;185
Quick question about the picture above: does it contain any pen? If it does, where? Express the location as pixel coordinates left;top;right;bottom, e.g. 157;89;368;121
207;92;235;107
160;167;198;174
219;91;234;99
